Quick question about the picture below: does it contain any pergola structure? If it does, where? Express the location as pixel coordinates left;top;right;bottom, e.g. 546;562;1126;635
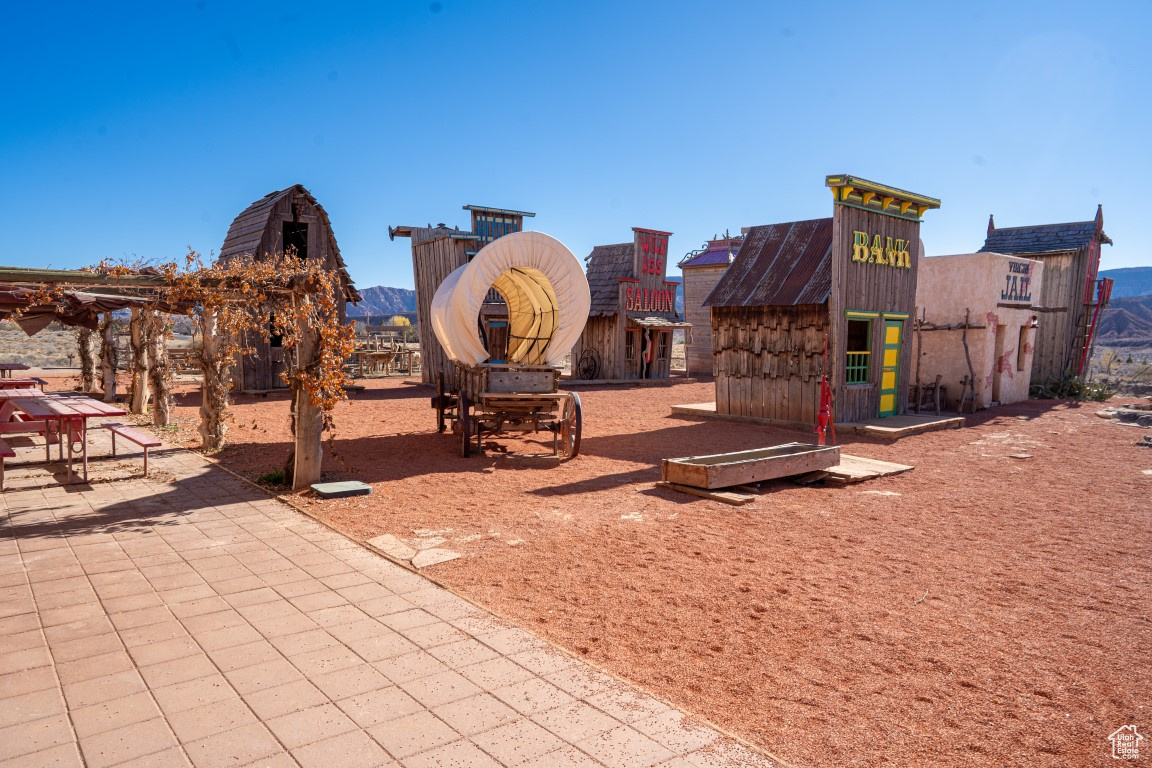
0;263;346;489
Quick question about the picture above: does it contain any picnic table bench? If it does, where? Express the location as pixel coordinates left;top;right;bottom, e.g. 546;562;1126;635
102;423;163;477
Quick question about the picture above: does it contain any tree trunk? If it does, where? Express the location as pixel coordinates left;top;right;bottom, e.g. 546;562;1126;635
146;310;172;427
99;313;117;403
196;308;230;452
291;300;324;490
128;308;151;414
78;329;96;392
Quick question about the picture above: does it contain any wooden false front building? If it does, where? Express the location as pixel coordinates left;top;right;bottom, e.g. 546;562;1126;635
571;228;689;381
219;184;360;392
979;206;1112;385
705;175;940;427
390;205;534;386
679;235;741;377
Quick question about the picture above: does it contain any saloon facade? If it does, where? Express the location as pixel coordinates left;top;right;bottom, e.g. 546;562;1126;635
571;228;688;380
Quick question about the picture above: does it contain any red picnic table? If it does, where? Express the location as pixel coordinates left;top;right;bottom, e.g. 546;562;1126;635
6;393;127;483
0;378;46;390
0;363;30;379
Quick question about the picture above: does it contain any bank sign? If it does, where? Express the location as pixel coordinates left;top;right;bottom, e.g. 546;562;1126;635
851;231;912;269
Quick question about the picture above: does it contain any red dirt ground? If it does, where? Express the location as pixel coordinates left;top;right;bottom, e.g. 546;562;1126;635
43;373;1152;767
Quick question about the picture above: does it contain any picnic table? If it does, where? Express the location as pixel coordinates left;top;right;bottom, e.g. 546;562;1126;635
0;363;30;379
0;378;46;390
3;392;127;483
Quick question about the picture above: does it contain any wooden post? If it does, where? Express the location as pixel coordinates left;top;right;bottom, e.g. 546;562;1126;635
128;308;151;414
961;308;977;413
913;307;924;414
197;308;230;451
146;310;172;427
99;313;117;403
292;296;323;490
78;328;96;392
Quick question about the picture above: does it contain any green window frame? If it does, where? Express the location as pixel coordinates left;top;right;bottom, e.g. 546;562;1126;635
845;318;872;384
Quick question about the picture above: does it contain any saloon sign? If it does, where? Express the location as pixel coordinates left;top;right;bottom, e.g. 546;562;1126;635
625;286;676;313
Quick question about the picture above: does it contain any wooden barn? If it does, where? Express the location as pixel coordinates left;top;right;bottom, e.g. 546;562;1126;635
679;234;741;377
705;175;940;427
390;205;534;386
979;206;1112;385
571;228;689;381
219;184;360;392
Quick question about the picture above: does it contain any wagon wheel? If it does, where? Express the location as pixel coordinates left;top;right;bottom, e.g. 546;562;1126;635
576;348;600;380
557;391;582;459
458;392;471;458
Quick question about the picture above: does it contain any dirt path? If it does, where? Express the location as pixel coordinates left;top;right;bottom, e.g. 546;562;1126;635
42;373;1152;767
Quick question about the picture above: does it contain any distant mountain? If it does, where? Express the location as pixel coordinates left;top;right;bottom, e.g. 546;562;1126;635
666;275;685;314
1100;267;1152;298
1097;295;1152;345
349;286;416;318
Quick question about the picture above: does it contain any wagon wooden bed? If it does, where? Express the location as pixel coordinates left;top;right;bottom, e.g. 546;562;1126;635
427;231;591;462
433;363;581;459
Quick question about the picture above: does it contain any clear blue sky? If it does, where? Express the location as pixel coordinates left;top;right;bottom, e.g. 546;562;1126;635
2;1;1147;290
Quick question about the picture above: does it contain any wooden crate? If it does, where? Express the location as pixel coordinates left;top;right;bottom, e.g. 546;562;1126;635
661;443;841;489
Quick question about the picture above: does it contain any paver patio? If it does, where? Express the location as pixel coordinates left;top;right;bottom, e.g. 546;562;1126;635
0;427;778;767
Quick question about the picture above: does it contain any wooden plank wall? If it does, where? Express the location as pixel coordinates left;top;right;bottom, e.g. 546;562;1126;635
1028;249;1089;384
830;206;922;423
712;304;828;426
412;236;469;386
683;265;728;376
571;316;623;379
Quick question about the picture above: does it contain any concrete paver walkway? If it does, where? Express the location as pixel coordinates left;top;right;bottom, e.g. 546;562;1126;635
0;429;777;767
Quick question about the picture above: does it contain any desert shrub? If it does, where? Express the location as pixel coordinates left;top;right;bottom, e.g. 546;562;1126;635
1030;375;1114;402
257;469;286;486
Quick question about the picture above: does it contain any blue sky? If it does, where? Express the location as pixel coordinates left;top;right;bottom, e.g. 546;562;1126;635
2;1;1147;290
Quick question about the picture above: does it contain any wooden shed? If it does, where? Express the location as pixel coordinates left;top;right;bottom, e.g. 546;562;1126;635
705;175;940;427
979;206;1112;385
219;184;360;392
570;228;689;381
679;235;741;377
390;205;534;386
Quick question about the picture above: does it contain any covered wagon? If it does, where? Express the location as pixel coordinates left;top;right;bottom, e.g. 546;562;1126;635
429;231;591;459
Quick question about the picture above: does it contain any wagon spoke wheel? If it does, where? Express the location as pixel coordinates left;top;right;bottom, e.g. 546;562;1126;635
558;391;582;459
459;392;471;458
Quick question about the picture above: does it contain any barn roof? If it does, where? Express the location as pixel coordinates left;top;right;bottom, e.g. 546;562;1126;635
220;184;360;302
704;218;833;307
980;220;1112;255
585;243;634;316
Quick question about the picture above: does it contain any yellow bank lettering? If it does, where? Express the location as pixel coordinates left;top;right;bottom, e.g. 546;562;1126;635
851;231;911;270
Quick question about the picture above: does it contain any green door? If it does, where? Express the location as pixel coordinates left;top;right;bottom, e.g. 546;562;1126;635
878;320;902;417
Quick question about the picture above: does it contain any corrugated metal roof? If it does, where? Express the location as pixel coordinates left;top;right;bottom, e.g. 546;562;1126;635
704;218;833;307
585;243;633;316
219;185;360;303
980;220;1111;255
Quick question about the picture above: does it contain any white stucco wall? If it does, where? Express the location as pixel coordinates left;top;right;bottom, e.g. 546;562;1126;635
915;253;1044;409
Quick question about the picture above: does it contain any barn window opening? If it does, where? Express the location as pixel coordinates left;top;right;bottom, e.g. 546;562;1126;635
845;319;871;384
283;222;308;260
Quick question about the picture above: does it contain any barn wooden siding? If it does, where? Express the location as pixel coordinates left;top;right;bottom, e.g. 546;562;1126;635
683;263;729;376
220;186;358;392
829;204;922;423
711;304;828;427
